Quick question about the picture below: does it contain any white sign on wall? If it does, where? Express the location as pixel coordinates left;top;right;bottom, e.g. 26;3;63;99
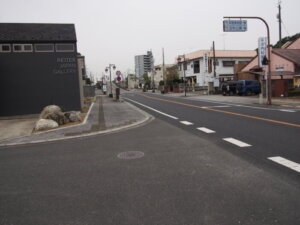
203;53;209;73
258;37;267;67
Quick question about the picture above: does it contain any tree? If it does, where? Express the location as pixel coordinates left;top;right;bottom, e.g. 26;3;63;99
143;73;151;88
274;33;300;48
166;66;180;86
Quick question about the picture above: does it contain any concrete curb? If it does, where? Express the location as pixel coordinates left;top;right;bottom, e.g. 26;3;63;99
0;101;153;147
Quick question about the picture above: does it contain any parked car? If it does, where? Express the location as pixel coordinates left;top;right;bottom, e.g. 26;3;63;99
222;80;261;96
222;81;242;96
238;80;261;95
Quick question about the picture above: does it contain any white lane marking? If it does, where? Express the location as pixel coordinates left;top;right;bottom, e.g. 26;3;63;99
123;97;178;120
223;138;251;147
201;105;230;108
279;109;296;112
268;156;300;173
197;127;216;133
212;105;230;108
180;121;194;125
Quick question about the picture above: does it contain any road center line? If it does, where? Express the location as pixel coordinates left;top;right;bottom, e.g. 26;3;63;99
139;94;300;128
197;127;216;133
223;138;252;147
268;156;300;173
180;121;193;125
123;97;178;120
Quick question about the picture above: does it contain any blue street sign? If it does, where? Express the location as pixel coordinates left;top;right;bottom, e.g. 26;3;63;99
223;20;247;32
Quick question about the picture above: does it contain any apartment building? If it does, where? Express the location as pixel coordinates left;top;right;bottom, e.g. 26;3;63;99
134;51;154;77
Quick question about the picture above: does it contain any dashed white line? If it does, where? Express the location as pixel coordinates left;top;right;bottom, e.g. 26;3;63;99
180;121;194;125
268;156;300;173
197;127;216;133
223;138;251;147
211;105;230;108
279;109;296;112
124;98;178;120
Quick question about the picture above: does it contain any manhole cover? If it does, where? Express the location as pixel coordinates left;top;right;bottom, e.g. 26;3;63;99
117;151;145;160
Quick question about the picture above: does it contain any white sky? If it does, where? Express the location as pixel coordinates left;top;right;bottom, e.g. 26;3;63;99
1;0;300;80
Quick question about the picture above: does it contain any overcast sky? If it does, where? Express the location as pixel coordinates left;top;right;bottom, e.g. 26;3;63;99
1;0;300;79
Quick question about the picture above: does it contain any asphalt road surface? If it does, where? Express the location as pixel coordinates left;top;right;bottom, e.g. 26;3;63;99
0;91;299;225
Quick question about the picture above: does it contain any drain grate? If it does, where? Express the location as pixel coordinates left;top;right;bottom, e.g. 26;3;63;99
117;151;145;160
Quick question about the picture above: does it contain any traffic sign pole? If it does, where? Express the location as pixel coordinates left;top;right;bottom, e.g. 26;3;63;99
223;16;272;105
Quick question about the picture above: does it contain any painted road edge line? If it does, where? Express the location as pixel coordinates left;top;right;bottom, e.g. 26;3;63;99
197;127;216;133
223;138;251;147
180;121;194;125
268;156;300;173
123;97;178;120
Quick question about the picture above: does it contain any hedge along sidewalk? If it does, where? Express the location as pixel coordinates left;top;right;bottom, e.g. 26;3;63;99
0;95;152;147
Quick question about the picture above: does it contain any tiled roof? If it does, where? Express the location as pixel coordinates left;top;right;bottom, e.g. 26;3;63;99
273;49;300;65
0;23;76;42
178;50;256;61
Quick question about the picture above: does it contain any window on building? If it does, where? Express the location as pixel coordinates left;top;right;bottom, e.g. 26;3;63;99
23;44;33;52
193;60;200;73
0;44;11;52
56;44;75;52
214;59;219;66
12;44;33;52
13;44;22;52
222;61;235;67
35;44;54;52
178;64;181;71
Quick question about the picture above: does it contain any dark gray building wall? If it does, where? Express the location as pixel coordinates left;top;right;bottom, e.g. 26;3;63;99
0;51;81;116
83;85;95;98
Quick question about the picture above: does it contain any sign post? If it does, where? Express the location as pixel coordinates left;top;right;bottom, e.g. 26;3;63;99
223;16;271;105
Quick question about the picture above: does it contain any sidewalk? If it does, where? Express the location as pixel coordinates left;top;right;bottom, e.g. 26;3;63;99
0;95;151;146
150;91;300;109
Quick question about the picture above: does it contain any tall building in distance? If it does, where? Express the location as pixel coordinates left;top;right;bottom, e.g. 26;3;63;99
134;51;154;77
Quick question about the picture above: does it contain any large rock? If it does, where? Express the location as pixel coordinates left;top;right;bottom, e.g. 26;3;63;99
65;111;82;122
40;105;69;125
40;105;62;118
35;119;59;131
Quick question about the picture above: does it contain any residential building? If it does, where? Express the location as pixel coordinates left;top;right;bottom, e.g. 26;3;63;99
0;23;82;116
240;36;300;95
135;51;154;77
147;64;175;87
177;50;256;87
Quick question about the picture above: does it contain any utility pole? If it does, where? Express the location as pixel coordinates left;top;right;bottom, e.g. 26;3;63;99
162;48;165;90
278;1;282;42
212;41;216;78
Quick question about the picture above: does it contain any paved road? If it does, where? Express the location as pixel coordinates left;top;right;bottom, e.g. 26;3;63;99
122;91;300;181
1;90;300;225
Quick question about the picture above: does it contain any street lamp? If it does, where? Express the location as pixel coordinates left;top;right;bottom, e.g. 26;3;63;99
105;64;116;97
177;55;188;97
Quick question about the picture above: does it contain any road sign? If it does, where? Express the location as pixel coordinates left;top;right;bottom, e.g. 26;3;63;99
223;20;247;32
116;70;121;76
258;37;267;67
116;75;122;81
203;53;209;73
